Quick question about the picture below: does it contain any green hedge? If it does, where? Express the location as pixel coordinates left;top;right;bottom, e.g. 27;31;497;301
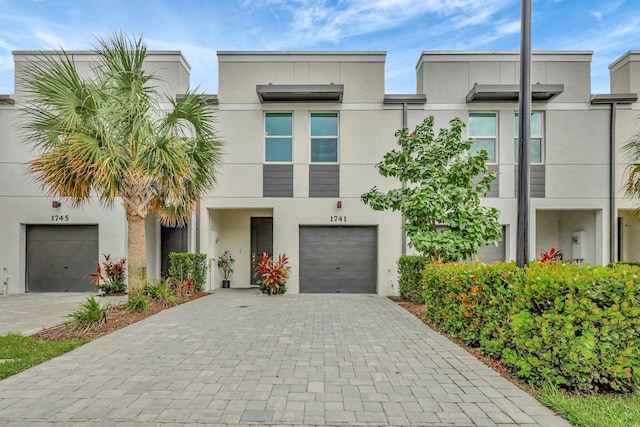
422;261;640;392
168;253;207;291
397;255;430;302
609;261;640;267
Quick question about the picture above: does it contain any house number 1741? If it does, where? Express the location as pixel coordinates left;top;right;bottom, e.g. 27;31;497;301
330;216;347;222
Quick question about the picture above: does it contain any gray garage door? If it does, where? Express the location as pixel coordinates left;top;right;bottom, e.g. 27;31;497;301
299;226;377;293
26;225;98;292
475;226;506;263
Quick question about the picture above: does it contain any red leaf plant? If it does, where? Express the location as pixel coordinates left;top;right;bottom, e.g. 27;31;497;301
253;252;291;295
537;247;563;263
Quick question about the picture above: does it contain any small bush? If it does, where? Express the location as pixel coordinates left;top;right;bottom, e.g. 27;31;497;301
146;281;178;306
422;261;640;392
169;277;196;297
86;254;127;295
98;281;126;295
397;255;430;302
66;295;106;331
168;253;207;291
126;292;149;316
253;252;290;295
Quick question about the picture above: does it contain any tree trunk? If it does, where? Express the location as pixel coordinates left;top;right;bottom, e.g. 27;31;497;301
127;214;147;296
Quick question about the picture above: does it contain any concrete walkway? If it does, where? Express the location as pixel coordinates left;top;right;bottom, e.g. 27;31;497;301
0;290;570;426
0;293;127;336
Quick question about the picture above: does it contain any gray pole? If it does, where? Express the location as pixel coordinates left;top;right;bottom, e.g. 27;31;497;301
610;103;617;264
516;0;532;267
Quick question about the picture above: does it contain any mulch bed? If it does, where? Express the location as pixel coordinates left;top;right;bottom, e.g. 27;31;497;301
32;292;209;342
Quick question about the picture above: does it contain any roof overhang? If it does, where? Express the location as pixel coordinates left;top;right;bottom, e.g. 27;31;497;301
466;83;564;103
0;95;14;105
257;84;343;103
590;93;638;104
383;94;427;105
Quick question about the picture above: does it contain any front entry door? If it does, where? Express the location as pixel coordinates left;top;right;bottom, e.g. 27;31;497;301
250;217;273;286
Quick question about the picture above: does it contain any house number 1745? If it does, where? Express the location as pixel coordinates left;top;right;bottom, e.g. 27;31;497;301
330;216;347;222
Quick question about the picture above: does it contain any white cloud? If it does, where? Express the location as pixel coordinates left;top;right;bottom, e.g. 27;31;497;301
242;0;514;46
591;11;603;21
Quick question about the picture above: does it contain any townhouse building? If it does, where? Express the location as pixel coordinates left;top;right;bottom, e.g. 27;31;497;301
1;48;639;295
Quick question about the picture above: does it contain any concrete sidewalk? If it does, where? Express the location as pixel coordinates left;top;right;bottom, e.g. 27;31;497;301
0;290;570;426
0;293;127;336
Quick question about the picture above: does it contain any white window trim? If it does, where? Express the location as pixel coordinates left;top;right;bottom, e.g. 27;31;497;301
264;111;293;164
309;112;339;164
469;112;498;164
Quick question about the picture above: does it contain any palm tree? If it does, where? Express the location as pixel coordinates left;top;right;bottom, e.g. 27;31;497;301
19;32;222;295
625;133;640;211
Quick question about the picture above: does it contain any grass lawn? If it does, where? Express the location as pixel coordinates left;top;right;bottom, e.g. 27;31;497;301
536;386;640;427
0;333;87;380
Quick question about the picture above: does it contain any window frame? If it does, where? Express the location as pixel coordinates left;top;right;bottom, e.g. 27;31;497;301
514;111;544;164
468;112;498;164
309;112;339;164
264;111;293;164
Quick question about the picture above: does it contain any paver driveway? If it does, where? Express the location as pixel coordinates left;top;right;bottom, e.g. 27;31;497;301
0;290;570;426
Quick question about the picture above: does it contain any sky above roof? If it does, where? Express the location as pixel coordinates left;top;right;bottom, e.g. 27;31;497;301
0;0;638;95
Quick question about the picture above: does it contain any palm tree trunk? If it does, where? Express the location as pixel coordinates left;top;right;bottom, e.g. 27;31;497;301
127;214;147;295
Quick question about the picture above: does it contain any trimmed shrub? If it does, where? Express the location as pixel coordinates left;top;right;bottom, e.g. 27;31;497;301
168;253;207;291
422;261;640;392
609;261;640;267
397;255;430;302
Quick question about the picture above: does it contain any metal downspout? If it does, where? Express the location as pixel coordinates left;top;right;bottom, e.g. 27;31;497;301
401;102;408;255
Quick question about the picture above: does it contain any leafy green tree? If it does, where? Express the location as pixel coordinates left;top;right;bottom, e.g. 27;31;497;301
361;116;502;262
19;32;222;294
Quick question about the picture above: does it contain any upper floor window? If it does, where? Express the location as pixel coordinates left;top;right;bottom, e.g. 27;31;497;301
469;112;496;163
514;112;543;163
265;112;292;162
310;113;338;163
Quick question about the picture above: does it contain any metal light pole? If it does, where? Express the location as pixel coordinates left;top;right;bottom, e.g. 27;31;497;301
516;0;532;267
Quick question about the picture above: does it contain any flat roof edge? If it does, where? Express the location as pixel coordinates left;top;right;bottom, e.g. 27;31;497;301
609;51;640;72
218;50;386;55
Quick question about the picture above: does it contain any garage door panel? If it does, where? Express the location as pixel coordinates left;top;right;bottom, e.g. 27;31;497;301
299;226;377;294
475;226;506;263
27;225;98;292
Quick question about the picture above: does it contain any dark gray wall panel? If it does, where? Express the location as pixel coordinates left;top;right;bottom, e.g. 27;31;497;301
531;164;546;198
27;225;98;292
515;164;545;198
309;165;339;197
299;226;377;293
263;164;293;197
474;164;499;198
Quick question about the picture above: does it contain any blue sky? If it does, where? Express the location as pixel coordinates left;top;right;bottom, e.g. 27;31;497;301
0;0;638;95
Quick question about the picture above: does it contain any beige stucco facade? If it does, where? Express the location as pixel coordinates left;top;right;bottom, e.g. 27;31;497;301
1;47;640;295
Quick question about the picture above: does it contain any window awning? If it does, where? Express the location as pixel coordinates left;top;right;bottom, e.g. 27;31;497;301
466;83;564;103
383;94;427;104
590;93;637;104
257;84;344;103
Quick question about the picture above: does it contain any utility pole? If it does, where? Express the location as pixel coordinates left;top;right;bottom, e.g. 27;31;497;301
516;0;532;267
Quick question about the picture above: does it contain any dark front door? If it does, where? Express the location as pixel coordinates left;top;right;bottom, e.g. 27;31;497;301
161;225;188;278
250;217;273;286
26;225;98;292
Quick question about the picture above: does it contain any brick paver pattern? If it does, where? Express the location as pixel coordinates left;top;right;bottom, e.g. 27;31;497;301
0;291;570;426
